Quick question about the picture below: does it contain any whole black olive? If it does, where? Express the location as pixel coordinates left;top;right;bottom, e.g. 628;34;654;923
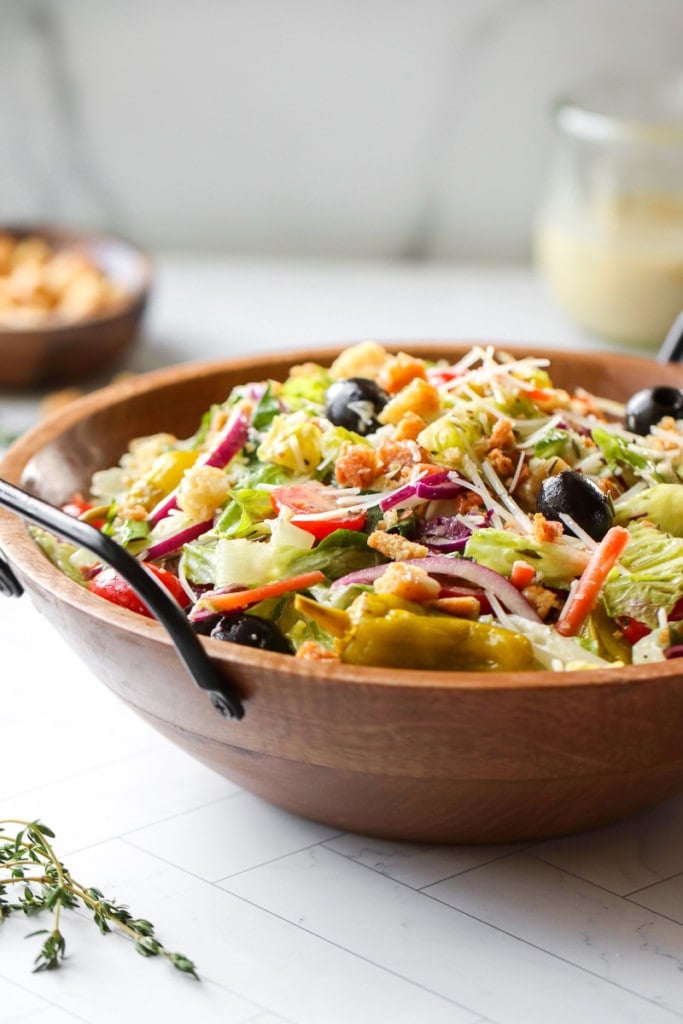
324;377;390;435
210;613;293;654
536;470;613;541
624;386;683;435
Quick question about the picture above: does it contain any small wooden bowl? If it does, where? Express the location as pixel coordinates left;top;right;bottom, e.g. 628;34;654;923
0;224;152;389
1;344;682;843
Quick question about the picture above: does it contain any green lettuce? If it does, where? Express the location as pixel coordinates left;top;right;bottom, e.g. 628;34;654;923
602;523;683;627
614;483;683;537
591;426;649;473
464;529;589;588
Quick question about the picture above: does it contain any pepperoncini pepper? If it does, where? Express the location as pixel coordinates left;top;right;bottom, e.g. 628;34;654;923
125;450;199;510
294;592;533;671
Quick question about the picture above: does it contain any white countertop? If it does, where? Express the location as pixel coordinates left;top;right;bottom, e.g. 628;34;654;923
1;259;681;1024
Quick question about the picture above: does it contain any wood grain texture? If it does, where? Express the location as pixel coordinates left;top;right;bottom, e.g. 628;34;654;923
1;343;682;842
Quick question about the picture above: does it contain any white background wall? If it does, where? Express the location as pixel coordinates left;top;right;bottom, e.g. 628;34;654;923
1;0;681;261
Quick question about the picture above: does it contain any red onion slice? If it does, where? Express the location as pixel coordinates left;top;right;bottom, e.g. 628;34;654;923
149;404;250;526
143;519;214;561
332;554;541;621
380;482;417;512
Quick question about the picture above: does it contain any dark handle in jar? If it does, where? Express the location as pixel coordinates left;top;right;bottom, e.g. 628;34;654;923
0;478;245;720
657;311;683;364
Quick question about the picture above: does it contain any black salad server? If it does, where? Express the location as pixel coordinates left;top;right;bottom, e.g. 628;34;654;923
657;310;683;364
0;478;245;720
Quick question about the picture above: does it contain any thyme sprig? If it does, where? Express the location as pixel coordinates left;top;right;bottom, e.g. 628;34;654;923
0;819;198;977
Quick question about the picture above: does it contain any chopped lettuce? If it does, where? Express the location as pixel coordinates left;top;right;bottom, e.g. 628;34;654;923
180;536;218;585
418;411;483;458
503;614;617;670
287;528;385;581
591;426;649;473
279;364;331;411
534;428;572;459
602;523;683;627
464;529;589;588
30;528;93;586
214;516;315;587
614;483;683;536
251;383;281;431
256;413;323;475
215;486;276;538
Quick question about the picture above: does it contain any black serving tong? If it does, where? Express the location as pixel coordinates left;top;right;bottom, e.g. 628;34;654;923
0;478;245;720
657;310;683;364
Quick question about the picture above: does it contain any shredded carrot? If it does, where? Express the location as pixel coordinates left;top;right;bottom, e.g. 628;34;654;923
556;526;631;637
510;559;536;590
204;570;325;613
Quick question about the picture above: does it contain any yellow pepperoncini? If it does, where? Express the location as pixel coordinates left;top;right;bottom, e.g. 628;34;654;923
125;449;198;510
294;592;533;672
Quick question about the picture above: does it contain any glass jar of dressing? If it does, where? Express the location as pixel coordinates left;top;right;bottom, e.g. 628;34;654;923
534;76;683;347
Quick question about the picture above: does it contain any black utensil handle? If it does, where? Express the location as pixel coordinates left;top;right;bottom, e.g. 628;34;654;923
0;478;245;720
657;311;683;364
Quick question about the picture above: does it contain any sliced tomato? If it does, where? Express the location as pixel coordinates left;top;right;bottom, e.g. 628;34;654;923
270;483;367;541
88;564;189;617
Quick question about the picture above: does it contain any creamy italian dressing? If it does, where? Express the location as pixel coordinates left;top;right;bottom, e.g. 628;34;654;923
536;190;683;346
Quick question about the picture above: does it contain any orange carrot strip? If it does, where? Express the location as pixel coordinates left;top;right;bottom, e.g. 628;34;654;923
556;526;631;637
510;560;536;590
205;570;325;613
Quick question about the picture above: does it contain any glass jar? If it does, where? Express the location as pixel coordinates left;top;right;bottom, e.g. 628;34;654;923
534;75;683;348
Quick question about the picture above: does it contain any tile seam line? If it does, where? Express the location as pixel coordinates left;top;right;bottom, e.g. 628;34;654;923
0;970;94;1024
207;888;478;1018
626;870;683;900
10;902;272;1017
82;840;473;1019
418;884;683;1020
527;849;683;905
1;741;166;803
625;895;683;927
316;841;536;893
121;830;346;883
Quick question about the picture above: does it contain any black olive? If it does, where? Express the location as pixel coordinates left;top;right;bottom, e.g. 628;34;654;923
536;470;613;541
210;613;293;654
624;386;683;435
324;377;389;435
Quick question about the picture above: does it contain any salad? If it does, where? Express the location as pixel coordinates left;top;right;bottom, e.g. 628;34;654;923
37;342;683;672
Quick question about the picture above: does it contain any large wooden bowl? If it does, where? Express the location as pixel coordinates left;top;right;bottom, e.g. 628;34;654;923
1;344;682;843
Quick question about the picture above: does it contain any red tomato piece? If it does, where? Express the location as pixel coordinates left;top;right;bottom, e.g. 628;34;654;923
88;564;189;617
620;618;650;645
61;495;105;529
270;483;367;541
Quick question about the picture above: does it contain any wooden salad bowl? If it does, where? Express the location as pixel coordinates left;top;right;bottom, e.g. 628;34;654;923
1;344;682;843
0;224;152;389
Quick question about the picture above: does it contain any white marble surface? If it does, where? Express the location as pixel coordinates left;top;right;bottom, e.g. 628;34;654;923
1;1;681;260
1;259;682;1024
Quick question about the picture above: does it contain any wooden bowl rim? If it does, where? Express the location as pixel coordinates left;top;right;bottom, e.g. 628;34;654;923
0;223;152;337
1;340;682;696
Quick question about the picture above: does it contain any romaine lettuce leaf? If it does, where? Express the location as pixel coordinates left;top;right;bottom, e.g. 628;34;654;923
602;523;683;627
614;483;683;537
464;529;589;588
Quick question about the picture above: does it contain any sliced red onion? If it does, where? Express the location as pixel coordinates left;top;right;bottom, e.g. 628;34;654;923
188;584;244;623
664;644;683;659
414;478;464;500
332;554;541;621
415;515;472;553
149;405;250;526
380;482;417;512
143;518;213;561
